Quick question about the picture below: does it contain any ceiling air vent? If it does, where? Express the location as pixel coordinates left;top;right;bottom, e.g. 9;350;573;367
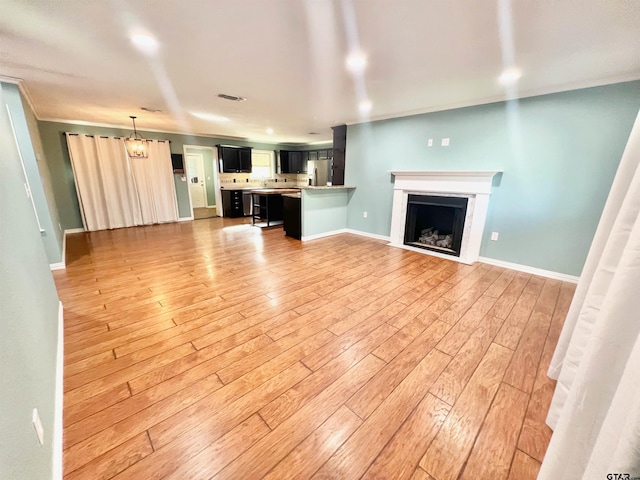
308;132;320;135
218;93;246;102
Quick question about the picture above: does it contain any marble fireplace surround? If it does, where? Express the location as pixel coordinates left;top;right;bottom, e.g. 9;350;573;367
389;171;501;264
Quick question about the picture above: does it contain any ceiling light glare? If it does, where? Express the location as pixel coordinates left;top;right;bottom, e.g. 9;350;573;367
266;128;274;135
346;53;367;73
359;100;372;114
191;112;230;122
499;68;522;86
131;33;159;55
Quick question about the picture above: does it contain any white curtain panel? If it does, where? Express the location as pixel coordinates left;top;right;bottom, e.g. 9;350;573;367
539;109;640;479
129;140;178;224
66;134;141;231
66;134;178;231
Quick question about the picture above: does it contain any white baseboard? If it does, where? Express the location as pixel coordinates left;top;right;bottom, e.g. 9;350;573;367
301;229;348;241
178;216;194;222
52;301;63;480
478;256;580;283
345;229;391;242
49;228;85;270
301;228;392;243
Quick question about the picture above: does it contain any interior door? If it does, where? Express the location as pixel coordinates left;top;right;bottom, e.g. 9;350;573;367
186;153;206;208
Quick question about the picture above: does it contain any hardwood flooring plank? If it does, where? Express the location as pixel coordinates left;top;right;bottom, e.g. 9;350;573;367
508;450;542;480
487;272;530;319
361;393;450;480
212;354;386;480
262;405;362;480
312;349;451;479
63;374;223;475
346;320;450;419
429;314;505;406
460;383;529;480
64;383;131;427
434;295;497;356
260;323;398;429
65;432;154;480
420;343;513;480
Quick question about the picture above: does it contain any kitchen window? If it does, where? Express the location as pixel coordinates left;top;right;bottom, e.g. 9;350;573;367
250;150;274;179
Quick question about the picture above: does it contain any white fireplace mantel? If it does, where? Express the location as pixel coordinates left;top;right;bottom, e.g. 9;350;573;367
389;170;501;264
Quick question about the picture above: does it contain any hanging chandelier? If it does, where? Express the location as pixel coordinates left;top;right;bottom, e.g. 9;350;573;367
124;115;149;158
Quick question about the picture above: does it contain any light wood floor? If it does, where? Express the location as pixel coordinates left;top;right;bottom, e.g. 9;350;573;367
54;217;574;480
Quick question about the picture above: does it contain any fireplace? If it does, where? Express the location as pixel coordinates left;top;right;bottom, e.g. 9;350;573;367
404;195;468;257
389;171;500;264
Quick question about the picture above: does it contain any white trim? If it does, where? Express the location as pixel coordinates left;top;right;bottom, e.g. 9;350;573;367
478;256;580;284
52;301;63;480
345;74;640;126
301;229;348;241
344;229;391;242
388;171;500;264
183;145;223;217
50;228;85;270
178;216;194;222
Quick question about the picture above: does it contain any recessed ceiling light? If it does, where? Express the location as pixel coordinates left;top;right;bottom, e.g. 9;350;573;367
359;100;372;114
266;128;274;135
191;112;230;122
346;52;367;73
130;33;159;55
499;68;522;86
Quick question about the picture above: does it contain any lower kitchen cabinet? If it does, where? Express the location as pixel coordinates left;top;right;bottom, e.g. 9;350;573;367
221;189;244;218
282;194;301;239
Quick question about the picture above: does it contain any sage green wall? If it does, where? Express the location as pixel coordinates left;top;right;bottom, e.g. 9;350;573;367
302;189;351;238
173;174;192;219
0;83;60;480
185;147;216;206
345;81;640;276
37;120;294;229
3;83;63;264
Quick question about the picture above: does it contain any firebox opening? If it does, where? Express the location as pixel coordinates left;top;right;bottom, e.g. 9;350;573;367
404;194;468;257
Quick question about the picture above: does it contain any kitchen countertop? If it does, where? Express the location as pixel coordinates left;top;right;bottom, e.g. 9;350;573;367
220;186;302;191
282;193;301;199
249;188;301;195
300;185;356;190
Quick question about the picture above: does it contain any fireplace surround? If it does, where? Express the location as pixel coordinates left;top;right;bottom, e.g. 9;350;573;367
389;171;500;264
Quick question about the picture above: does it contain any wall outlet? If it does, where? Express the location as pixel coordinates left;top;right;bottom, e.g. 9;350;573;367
491;232;499;241
32;408;44;445
441;138;450;146
363;211;368;218
428;139;433;147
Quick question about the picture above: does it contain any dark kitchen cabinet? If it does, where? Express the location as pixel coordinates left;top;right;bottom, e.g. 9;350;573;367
279;150;307;174
218;145;252;173
283;195;301;239
221;189;244;217
331;125;346;185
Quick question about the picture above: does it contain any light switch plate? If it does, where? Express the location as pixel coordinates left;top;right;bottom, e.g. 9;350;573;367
441;138;450;146
491;232;499;241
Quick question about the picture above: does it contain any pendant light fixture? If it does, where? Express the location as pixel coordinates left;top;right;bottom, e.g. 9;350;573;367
124;115;149;158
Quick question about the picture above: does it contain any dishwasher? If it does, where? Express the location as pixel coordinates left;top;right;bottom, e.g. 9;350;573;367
242;191;253;216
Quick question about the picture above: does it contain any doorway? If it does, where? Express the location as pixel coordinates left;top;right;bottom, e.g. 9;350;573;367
182;145;222;219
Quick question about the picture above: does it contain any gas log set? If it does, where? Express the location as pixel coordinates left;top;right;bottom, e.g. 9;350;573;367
418;227;453;249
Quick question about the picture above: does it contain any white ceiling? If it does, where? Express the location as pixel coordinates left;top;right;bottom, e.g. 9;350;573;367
1;0;639;145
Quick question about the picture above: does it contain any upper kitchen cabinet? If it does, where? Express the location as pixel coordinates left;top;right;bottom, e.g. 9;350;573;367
218;145;252;173
331;125;346;185
279;150;307;174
